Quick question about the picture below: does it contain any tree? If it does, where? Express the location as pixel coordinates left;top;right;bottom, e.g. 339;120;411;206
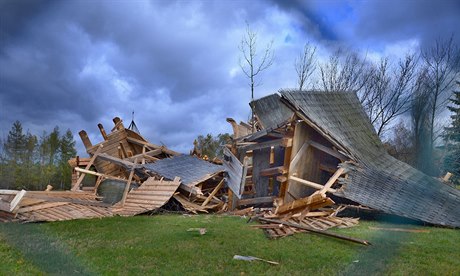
48;126;60;166
421;36;460;150
364;54;417;136
58;129;77;189
443;81;460;184
295;42;316;91
239;23;274;131
386;120;415;165
319;50;373;93
194;133;231;159
4;120;26;164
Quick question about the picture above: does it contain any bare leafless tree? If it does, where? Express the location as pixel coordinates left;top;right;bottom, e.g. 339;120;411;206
319;49;373;93
239;23;275;131
366;54;418;136
421;36;460;148
295;42;316;91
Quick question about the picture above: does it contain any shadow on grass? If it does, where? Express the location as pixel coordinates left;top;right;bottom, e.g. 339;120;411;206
0;222;95;276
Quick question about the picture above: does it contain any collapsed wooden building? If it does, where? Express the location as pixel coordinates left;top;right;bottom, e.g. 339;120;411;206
224;90;460;228
1;90;459;233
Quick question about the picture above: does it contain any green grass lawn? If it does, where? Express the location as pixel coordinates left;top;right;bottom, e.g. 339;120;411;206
0;214;458;275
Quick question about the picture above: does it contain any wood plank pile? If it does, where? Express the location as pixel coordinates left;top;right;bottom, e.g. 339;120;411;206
0;189;112;222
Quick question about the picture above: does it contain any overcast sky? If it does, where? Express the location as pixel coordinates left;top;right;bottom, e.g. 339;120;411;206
1;0;459;155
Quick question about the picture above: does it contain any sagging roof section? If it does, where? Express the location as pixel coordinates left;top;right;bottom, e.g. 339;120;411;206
279;90;460;227
250;93;294;130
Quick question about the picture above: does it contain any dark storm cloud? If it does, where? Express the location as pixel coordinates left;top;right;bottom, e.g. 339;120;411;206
0;0;267;153
1;0;459;155
351;0;460;49
269;0;339;41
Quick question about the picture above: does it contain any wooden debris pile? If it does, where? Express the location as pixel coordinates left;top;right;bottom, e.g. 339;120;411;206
0;117;227;222
0;189;112;222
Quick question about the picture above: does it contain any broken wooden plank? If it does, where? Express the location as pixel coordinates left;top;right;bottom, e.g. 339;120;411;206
201;179;224;207
74;167;140;185
237;196;275;206
289;176;337;193
276;192;334;215
259;218;370;245
120;158;137;207
319;167;345;195
72;144;104;191
10;189;27;212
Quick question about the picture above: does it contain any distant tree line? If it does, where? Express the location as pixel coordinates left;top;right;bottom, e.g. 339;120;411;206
0;121;77;190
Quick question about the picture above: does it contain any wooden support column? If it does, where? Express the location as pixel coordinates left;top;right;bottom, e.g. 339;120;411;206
120;158;138;207
71;144;103;191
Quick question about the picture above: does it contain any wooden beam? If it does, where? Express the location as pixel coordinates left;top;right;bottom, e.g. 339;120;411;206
10;189;26;212
237;196;275;206
119;142;128;159
98;123;108;140
260;166;287;177
71;144;104;191
289;141;310;172
78;130;92;149
126;137;180;156
319;168;345;195
120;158;137;207
276;175;288;183
289;176;337;193
96;153;140;170
276;192;334;215
112;117;124;132
93;176;104;195
239;138;284;152
201;179;224;207
281;137;293;147
178;183;203;196
18;195;110;207
125;149;162;162
74;167;139;184
308;140;348;161
17;202;70;213
0;190;19;195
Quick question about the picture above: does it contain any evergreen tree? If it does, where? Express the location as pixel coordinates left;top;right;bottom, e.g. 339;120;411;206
443;81;460;184
195;133;231;159
4;121;26;163
48;126;60;166
58;129;77;189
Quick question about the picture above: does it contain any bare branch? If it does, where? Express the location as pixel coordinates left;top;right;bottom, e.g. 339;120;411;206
295;42;317;91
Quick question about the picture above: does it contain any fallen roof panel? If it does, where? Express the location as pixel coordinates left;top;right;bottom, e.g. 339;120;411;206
280;90;460;227
250;93;294;130
144;155;224;187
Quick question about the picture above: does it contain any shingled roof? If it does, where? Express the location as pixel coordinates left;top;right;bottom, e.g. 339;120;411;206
279;90;460;227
